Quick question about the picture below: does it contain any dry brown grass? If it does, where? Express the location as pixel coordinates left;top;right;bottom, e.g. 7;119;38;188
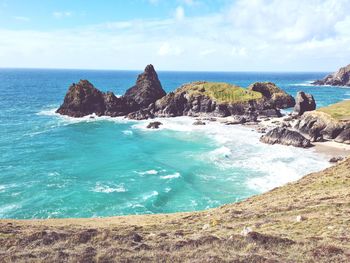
1;158;350;262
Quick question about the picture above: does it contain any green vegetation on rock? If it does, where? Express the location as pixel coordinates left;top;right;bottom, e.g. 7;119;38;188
183;82;263;103
318;100;350;121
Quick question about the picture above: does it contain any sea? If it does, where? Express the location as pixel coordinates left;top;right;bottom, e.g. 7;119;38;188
1;69;349;219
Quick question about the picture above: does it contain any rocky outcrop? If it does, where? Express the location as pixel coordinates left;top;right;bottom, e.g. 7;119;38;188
56;80;108;117
57;65;166;118
153;82;294;119
294;111;344;142
146;121;162;129
312;64;350;86
293;91;316;116
247;82;295;109
335;128;350;144
124;65;166;112
260;127;311;148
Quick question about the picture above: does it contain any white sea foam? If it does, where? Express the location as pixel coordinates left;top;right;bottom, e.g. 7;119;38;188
137;169;159;175
122;130;133;135
92;183;127;193
142;191;159;201
160;172;181;179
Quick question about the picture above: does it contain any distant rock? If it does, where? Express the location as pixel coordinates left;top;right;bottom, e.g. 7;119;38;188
293;91;316;116
247;82;296;109
146;121;162;129
335;128;350;144
294;111;344;142
313;64;350;86
193;120;206;125
124;64;166;112
56;80;107;117
260;127;311;148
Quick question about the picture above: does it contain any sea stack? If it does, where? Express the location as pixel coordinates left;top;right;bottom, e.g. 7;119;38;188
293;91;316;116
124;64;166;111
313;64;350;86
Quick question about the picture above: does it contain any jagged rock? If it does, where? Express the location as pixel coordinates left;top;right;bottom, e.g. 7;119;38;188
294;111;344;142
103;92;129;117
293;91;316;116
56;80;106;117
335;129;350;144
329;156;344;163
258;109;282;118
193;120;206;125
146;121;162;129
124;65;166;111
313;64;350;86
247;82;296;109
260;127;311;148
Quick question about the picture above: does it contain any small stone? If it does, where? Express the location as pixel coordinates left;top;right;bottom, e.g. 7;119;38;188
193;120;206;125
329;157;344;163
202;224;210;230
241;226;253;236
146;121;162;129
296;215;306;222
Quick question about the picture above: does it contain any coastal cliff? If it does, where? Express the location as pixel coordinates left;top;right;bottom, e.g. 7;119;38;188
1;158;349;262
313;64;350;86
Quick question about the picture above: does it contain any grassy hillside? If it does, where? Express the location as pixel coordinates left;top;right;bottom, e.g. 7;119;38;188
318;100;350;121
183;82;263;103
1;159;350;262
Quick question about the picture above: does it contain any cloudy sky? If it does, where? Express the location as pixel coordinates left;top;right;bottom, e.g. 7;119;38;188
0;0;349;71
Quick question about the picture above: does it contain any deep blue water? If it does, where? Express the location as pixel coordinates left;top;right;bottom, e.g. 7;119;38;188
1;69;349;219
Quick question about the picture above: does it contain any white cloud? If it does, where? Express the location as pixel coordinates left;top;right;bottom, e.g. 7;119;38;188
13;16;30;22
53;11;72;19
174;6;185;21
1;0;350;71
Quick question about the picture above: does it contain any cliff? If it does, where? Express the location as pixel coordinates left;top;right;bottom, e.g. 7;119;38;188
313;64;350;86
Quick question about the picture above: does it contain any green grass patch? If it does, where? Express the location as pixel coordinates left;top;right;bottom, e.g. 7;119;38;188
318;100;350;120
185;82;262;103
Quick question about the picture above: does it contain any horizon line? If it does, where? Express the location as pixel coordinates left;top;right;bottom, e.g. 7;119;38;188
0;66;331;74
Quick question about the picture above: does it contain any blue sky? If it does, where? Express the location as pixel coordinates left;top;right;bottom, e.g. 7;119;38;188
0;0;350;71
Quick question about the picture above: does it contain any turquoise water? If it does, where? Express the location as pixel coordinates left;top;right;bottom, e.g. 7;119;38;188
1;69;350;219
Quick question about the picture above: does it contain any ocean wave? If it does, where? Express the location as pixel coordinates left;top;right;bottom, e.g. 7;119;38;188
160;172;181;179
92;183;127;193
142;191;159;201
136;169;159;175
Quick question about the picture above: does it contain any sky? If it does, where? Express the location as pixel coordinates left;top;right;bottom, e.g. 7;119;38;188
0;0;350;71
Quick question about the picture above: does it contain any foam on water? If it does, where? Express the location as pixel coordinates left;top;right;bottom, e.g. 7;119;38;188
160;172;181;179
92;183;127;193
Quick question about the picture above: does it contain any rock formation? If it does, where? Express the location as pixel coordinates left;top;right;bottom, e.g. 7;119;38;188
335;128;350;144
312;64;350;86
294;111;344;142
56;65;165;118
260;127;311;148
146;121;162;129
293;91;316;116
56;80;108;117
124;64;166;111
247;82;295;109
152;82;294;119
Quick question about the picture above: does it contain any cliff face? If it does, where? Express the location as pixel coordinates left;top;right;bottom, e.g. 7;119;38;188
313;64;350;86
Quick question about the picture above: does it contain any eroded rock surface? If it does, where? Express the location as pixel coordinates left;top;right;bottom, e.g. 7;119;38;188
313;64;350;86
260;127;311;148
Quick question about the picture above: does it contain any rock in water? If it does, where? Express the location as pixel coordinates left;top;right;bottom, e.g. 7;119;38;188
313;64;350;86
260;127;311;148
193;120;206;125
56;80;106;117
124;64;166;111
247;82;295;109
293;91;316;116
146;121;162;129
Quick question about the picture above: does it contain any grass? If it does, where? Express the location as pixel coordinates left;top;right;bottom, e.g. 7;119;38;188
1;158;350;262
318;100;350;121
183;82;263;103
